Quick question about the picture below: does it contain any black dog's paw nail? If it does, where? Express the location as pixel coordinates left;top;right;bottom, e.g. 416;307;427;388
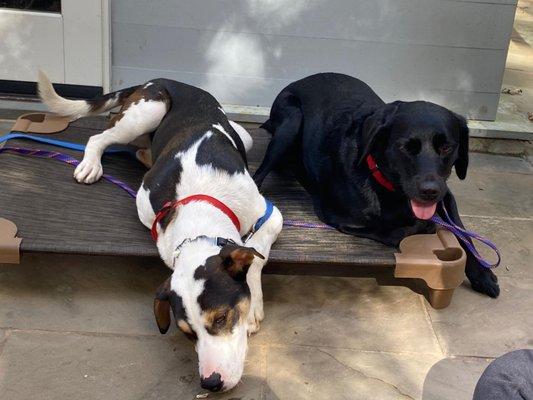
471;276;500;298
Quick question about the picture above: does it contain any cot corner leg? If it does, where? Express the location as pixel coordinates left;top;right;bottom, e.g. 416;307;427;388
0;218;22;264
427;287;455;309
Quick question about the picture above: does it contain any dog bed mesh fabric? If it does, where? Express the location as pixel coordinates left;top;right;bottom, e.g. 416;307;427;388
0;116;394;267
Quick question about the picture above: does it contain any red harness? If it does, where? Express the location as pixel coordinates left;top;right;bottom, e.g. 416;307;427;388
366;154;394;192
151;194;241;241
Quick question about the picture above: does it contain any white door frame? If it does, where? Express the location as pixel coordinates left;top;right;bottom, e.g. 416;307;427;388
102;0;111;92
0;0;111;90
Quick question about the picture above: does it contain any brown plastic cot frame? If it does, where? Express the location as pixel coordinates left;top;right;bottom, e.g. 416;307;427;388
11;112;71;134
0;113;466;309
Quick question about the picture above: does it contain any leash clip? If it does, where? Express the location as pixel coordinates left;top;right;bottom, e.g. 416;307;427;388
241;229;255;244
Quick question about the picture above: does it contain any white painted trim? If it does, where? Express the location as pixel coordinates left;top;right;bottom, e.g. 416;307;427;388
62;0;104;86
101;0;112;92
222;104;269;124
0;8;61;19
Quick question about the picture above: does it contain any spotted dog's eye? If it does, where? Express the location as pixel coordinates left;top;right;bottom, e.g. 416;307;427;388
215;313;227;326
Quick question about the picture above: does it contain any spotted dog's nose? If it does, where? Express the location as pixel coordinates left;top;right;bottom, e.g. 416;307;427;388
200;372;224;392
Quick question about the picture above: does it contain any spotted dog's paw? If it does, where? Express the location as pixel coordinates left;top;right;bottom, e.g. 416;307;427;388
74;158;103;184
247;298;264;335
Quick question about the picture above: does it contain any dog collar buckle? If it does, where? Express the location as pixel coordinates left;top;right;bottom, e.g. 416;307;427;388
216;237;237;247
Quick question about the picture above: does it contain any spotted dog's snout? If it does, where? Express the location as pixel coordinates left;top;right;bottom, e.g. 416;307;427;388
200;372;224;392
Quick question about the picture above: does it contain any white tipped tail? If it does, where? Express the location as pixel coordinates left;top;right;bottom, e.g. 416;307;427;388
38;71;92;119
38;71;128;120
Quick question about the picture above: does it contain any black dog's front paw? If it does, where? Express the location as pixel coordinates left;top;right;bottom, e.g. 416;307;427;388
467;265;500;298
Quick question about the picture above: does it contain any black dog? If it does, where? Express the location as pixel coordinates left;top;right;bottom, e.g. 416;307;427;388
254;72;498;298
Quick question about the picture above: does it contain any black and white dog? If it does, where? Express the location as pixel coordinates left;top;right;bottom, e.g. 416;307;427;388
38;72;283;391
254;72;498;298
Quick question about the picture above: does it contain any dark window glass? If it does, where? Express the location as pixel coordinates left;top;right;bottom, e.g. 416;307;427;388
0;0;61;13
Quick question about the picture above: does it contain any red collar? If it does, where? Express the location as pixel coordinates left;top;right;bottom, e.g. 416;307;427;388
366;155;395;192
151;194;241;241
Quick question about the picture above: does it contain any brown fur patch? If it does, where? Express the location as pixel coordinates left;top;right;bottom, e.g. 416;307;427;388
203;297;250;335
136;148;153;168
226;249;255;277
108;83;170;128
177;319;193;334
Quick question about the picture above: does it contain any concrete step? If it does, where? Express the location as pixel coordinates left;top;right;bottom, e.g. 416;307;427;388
1;102;531;158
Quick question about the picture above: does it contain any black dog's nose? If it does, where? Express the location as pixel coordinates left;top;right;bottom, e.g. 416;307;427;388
200;372;223;392
419;181;440;201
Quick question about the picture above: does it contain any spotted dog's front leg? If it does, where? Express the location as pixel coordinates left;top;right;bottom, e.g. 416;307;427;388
74;85;168;184
244;204;283;334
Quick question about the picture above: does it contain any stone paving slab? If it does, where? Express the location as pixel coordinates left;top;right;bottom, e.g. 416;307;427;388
255;275;441;355
460;216;532;278
426;277;533;358
421;356;492;400
0;329;6;351
265;345;434;399
0;254;167;335
1;256;442;356
0;330;265;400
467;153;533;174
449;171;533;219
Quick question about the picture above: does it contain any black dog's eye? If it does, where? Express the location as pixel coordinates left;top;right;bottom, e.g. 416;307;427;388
439;144;453;155
433;133;453;156
402;139;421;155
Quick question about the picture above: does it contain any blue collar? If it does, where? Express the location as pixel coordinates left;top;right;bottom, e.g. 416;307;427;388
253;199;274;233
242;199;274;242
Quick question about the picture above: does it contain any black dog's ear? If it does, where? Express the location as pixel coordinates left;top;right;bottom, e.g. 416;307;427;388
153;277;172;334
453;113;469;180
357;102;401;166
219;244;264;281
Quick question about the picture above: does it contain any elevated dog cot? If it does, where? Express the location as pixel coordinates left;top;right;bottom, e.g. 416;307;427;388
0;113;466;309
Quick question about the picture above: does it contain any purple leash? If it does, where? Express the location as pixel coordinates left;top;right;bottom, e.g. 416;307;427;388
285;211;501;269
0;146;137;199
283;220;335;229
285;210;500;269
431;205;501;269
1;145;500;268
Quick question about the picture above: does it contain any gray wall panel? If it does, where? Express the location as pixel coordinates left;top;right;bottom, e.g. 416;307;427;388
112;0;516;49
111;0;517;119
113;66;499;118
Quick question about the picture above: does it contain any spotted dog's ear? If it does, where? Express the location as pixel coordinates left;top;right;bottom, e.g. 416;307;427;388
219;245;265;281
453;113;469;180
357;101;401;166
153;276;172;334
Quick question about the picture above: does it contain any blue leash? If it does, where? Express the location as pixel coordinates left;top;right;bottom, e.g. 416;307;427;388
0;132;137;157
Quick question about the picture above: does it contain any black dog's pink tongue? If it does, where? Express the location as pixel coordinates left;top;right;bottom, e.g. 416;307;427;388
410;200;437;220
